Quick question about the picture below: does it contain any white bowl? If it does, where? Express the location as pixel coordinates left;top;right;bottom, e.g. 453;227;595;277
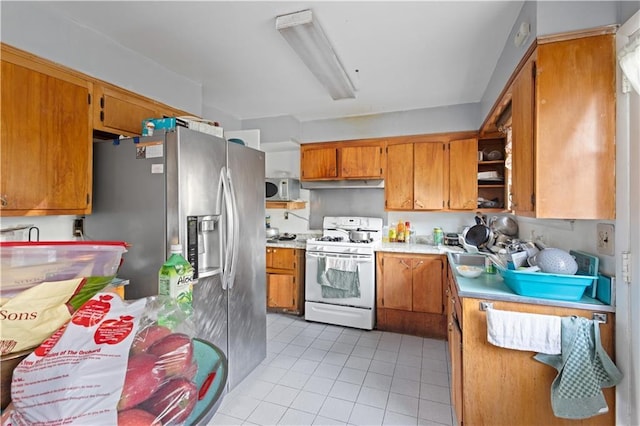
456;265;483;278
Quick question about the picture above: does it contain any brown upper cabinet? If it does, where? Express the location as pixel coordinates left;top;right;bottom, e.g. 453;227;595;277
94;82;193;137
448;137;478;210
386;139;445;210
1;43;196;216
1;44;93;216
495;29;616;219
94;83;162;136
385;134;477;211
300;139;385;180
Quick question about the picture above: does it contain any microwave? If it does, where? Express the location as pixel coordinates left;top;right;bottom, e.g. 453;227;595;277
266;178;299;201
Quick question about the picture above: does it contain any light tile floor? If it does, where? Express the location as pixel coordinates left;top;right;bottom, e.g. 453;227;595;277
209;313;454;426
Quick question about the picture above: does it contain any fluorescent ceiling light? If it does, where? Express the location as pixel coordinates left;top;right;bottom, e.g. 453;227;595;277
276;9;356;100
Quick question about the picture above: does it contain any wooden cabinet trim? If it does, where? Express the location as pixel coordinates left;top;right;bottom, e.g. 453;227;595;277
536;25;616;44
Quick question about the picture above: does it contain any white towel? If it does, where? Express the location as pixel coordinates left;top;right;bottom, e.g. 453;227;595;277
325;257;358;272
486;308;561;355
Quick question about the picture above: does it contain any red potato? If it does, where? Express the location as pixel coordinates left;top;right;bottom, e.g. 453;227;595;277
118;409;162;426
118;353;165;411
130;324;172;355
147;333;194;378
139;377;197;424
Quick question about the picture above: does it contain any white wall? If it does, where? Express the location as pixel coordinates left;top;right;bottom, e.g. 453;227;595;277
1;2;202;115
265;149;314;234
301;103;479;142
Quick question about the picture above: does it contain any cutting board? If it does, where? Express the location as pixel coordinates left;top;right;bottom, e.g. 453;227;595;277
596;274;615;306
570;250;599;298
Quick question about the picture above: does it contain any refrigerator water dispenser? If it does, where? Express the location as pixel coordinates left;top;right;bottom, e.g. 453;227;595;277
187;215;222;278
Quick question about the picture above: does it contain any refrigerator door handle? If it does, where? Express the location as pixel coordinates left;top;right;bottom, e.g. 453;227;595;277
220;167;233;290
226;169;241;289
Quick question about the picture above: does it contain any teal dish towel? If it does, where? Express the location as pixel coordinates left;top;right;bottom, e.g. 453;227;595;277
534;316;622;419
317;256;361;298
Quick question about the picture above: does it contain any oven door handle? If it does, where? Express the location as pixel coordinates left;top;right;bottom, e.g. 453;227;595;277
306;252;373;261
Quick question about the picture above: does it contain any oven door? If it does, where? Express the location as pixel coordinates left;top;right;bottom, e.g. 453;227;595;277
305;251;375;309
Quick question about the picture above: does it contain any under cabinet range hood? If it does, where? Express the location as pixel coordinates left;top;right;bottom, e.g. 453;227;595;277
301;179;384;189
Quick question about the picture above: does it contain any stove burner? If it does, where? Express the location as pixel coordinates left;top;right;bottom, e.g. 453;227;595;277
318;236;344;242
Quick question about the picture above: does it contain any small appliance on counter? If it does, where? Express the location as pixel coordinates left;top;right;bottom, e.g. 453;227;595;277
444;232;461;246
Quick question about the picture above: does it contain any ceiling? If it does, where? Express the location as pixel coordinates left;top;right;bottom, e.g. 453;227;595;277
45;1;525;122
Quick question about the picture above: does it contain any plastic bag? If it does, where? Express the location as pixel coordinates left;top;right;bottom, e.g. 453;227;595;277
0;277;94;355
5;293;199;425
0;241;128;356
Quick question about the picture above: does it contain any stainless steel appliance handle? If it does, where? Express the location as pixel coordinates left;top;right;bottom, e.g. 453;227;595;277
226;169;240;289
220;167;233;290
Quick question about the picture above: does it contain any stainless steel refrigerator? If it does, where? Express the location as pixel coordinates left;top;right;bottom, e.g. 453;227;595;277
86;127;266;394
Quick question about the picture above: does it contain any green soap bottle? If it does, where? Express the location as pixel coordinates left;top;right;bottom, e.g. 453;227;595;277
158;243;194;317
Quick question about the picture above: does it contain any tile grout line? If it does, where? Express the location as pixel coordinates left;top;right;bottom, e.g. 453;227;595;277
214;313;453;425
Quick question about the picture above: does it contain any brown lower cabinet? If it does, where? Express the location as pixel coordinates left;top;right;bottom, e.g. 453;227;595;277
266;247;305;315
376;252;446;338
446;265;616;426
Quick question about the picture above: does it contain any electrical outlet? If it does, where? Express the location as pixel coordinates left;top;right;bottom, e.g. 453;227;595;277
73;217;84;238
596;223;614;256
284;212;289;220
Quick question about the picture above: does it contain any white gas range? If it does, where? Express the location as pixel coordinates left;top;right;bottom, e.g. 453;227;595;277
305;216;383;330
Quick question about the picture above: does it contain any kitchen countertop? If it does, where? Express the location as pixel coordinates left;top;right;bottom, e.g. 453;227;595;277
264;239;614;313
445;252;615;313
265;233;319;250
265;239;466;253
376;242;464;255
265;239;307;249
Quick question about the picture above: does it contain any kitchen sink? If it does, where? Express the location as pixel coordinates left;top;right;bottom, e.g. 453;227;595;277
450;253;486;267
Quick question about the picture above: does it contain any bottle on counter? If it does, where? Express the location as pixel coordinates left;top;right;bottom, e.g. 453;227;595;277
389;224;397;242
404;221;411;243
397;220;405;242
433;227;444;246
382;226;390;243
159;243;195;321
485;256;496;274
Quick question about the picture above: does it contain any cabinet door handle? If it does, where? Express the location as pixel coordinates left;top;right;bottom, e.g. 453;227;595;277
0;195;7;207
413;260;424;269
415;200;424;208
400;260;410;269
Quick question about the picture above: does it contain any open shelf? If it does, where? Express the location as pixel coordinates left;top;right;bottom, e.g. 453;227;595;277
266;201;306;210
478;136;507;210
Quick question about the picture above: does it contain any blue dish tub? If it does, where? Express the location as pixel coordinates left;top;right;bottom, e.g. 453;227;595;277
497;266;597;301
